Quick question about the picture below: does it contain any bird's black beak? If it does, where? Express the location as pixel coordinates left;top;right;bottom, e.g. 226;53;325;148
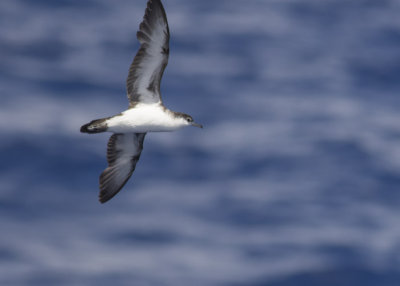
191;122;203;128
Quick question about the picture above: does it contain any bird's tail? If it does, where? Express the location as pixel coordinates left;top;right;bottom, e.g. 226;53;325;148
80;118;110;134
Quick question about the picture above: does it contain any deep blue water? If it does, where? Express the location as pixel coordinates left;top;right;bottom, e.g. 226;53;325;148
1;0;400;285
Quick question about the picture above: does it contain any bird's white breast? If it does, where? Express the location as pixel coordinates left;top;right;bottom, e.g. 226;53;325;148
107;103;184;133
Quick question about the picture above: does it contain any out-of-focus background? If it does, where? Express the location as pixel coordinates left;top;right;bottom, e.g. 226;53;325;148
1;0;400;285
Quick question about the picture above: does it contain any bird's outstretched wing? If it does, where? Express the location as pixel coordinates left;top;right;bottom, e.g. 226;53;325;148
99;133;146;203
126;0;170;106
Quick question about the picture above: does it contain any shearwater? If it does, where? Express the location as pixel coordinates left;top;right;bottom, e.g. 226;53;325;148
80;0;202;203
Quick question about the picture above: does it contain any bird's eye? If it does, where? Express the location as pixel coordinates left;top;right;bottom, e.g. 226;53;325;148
187;118;193;122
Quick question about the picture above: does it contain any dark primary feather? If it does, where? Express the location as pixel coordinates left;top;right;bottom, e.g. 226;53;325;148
99;133;146;203
126;0;170;106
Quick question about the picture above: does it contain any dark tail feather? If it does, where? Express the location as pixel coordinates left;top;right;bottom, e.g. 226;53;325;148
80;118;109;134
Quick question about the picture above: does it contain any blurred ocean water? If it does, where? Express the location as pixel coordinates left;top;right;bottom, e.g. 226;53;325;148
1;0;400;285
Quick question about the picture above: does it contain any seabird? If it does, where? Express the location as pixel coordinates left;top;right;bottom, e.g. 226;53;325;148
80;0;202;203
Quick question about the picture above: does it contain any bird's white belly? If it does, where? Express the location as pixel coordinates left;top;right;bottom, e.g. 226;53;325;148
106;104;182;133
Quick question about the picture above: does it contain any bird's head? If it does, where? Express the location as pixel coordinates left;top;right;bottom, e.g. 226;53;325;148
176;113;203;128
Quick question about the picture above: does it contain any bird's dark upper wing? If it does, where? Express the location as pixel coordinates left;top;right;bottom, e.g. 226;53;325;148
99;133;146;203
126;0;170;106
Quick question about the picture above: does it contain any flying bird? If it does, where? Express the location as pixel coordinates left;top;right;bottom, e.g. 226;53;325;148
81;0;202;203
